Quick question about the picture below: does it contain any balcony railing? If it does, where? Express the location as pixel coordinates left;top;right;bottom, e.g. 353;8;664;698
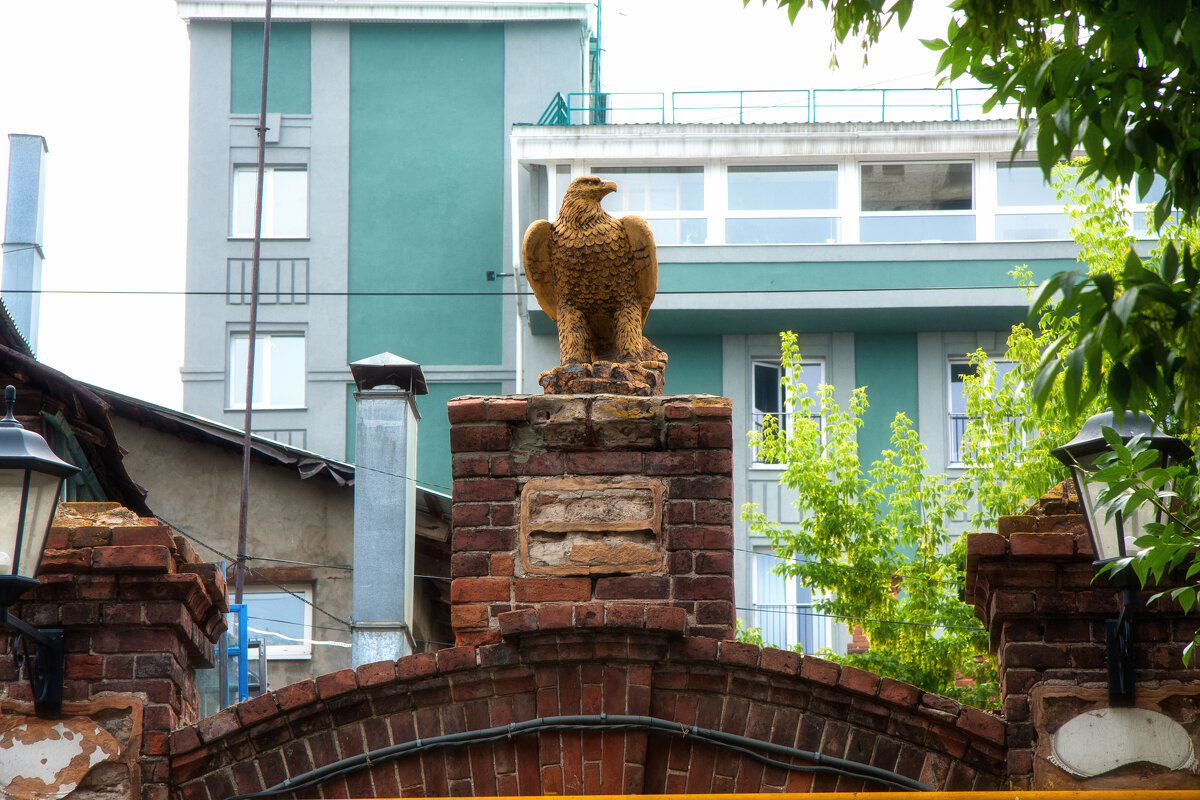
536;88;1016;127
751;604;830;654
950;413;969;464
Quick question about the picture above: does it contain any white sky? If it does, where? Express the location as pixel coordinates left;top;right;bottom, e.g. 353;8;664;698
0;0;957;411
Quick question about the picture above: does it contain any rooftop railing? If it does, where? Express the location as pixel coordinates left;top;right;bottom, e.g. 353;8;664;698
537;87;1017;126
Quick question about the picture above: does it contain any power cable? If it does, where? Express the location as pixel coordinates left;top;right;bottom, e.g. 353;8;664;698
733;604;983;633
0;284;1033;297
246;554;352;570
221;713;928;797
733;545;966;585
160;517;351;630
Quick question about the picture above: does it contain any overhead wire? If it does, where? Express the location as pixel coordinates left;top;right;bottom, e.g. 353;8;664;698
732;604;983;632
3;284;1031;297
160;516;351;630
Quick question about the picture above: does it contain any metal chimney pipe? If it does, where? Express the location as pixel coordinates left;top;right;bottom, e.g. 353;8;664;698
2;134;48;354
349;353;428;667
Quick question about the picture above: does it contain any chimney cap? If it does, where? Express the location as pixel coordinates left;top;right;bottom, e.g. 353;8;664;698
350;353;428;394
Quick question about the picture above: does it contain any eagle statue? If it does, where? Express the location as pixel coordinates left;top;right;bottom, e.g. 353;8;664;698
522;176;667;395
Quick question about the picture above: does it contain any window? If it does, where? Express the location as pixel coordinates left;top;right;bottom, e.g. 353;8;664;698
591;166;706;244
859;162;975;242
242;585;313;659
231;166;308;238
553;165;572;213
751;549;830;654
726;165;840;244
1132;174;1170;238
994;162;1070;240
752;358;823;463
252;428;307;448
229;332;306;409
949;359;1017;463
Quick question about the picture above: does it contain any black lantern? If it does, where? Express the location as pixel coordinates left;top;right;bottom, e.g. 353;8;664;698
1051;411;1193;566
0;385;81;716
1051;410;1193;704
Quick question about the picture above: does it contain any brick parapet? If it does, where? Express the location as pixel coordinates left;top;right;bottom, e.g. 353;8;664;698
965;482;1200;789
448;394;735;644
169;630;1005;798
0;502;229;800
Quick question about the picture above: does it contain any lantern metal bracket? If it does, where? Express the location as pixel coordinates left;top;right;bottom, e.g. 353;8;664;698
0;576;64;717
1106;585;1138;705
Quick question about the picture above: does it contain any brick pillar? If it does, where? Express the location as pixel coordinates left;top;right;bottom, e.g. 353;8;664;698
966;482;1200;790
0;502;228;800
448;394;735;646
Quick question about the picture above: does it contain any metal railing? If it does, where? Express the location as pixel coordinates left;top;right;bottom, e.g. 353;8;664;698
949;413;970;464
751;604;831;654
537;87;1016;127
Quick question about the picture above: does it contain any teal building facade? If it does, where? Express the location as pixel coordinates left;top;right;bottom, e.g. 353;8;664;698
178;0;592;493
178;2;1141;659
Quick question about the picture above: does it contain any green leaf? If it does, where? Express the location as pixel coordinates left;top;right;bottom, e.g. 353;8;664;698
1163;241;1180;283
1108;362;1132;409
1063;346;1086;416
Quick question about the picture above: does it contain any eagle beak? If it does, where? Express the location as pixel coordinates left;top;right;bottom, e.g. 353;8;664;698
600;181;617;196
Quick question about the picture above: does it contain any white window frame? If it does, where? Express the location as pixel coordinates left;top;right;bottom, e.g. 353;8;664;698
857;159;977;243
991;160;1071;241
947;357;1016;465
750;356;824;467
242;584;314;660
532;156;1085;246
588;164;708;245
750;547;832;654
227;331;307;410
230;165;309;239
723;163;841;244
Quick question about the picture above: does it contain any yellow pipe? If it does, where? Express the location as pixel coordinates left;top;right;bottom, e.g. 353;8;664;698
413;793;1199;800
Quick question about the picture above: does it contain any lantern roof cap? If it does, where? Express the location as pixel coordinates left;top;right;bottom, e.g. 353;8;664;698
1051;410;1194;464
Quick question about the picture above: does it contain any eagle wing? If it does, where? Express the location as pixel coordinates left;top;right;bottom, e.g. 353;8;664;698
522;219;557;322
621;215;658;323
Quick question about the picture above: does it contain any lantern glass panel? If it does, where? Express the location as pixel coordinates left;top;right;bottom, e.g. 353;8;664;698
0;469;63;579
1072;457;1167;564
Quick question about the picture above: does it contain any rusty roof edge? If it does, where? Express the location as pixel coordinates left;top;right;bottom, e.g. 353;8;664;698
0;343;151;515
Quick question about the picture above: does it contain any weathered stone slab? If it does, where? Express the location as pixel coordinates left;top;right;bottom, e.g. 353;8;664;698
519;477;665;575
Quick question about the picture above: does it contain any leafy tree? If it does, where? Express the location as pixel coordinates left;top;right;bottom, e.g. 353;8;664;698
956;161;1143;524
751;0;1200;227
743;332;997;708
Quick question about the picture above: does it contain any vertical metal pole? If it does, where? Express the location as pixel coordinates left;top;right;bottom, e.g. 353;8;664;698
235;0;273;605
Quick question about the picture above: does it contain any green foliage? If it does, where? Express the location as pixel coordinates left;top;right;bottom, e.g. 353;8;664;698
734;618;766;646
1088;434;1200;665
743;332;996;708
752;1;1200;227
955;161;1140;524
963;164;1200;662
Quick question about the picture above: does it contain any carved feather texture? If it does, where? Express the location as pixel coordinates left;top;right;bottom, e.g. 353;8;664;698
522;176;658;365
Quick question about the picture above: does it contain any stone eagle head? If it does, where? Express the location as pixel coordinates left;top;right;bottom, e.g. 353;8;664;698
558;176;618;224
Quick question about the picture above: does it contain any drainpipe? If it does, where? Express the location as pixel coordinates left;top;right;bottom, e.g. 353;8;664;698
2;134;48;354
348;352;428;667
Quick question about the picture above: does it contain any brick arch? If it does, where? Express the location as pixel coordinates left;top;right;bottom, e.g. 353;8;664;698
170;610;1005;798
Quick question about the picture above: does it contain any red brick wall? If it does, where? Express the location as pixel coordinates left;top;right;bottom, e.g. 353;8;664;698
0;502;228;800
966;482;1200;789
169;615;1006;798
448;395;736;645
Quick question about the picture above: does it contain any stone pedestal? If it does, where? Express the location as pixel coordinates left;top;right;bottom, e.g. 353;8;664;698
447;394;735;646
966;482;1200;791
